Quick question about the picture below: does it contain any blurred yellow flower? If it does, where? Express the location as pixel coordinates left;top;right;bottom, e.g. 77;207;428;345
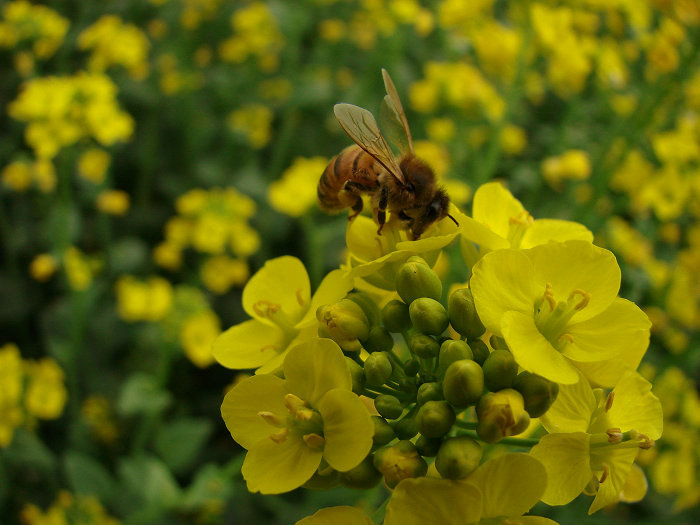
115;276;174;322
0;0;69;59
268;157;328;217
201;255;249;294
542;150;592;189
29;253;58;282
228;104;274;149
64;247;101;292
78;148;111;184
180;310;221;368
24;358;67;420
97;189;130;216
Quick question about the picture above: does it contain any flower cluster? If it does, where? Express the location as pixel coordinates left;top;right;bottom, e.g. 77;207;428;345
215;181;662;521
0;343;67;448
21;490;119;525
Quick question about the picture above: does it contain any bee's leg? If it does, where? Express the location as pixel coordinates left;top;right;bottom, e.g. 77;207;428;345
398;210;414;227
376;186;389;234
343;181;369;220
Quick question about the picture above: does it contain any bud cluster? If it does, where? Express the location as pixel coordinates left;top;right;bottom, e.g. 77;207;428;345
315;256;559;488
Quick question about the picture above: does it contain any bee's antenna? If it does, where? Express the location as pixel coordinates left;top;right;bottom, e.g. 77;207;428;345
447;213;459;226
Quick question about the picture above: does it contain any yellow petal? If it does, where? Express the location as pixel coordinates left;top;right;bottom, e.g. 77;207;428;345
521;219;593;248
346;215;385;261
317;389;373;472
297;269;354;328
540;370;596;434
502;311;579;384
526;241;620;323
472;181;525;240
296;506;373;525
255;324;317;375
571;336;647;389
470;249;540;335
284;338;351;406
607;370;663;440
242;256;310;324
619;464;648;503
221;374;288;450
518;518;560;525
213;319;284;370
384;477;482;525
563;298;650;363
467;453;547;518
588;447;639;514
457;214;510;251
530;433;592;506
242;431;322;494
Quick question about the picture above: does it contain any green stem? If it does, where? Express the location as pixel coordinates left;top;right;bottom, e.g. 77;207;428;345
372;496;389;525
456;429;540;448
454;419;477;430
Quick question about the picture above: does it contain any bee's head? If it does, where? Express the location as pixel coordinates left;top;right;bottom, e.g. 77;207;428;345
409;188;456;240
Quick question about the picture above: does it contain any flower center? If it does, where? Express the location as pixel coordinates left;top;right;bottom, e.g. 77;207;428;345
533;283;590;349
252;299;299;338
507;211;534;248
257;393;324;449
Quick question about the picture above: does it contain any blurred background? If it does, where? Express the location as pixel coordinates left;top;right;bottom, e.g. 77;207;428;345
0;0;698;523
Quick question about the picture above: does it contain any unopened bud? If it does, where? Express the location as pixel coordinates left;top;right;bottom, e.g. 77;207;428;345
374;394;404;420
442;359;484;408
364;352;393;386
512;371;559;418
409;333;440;358
347;291;381;326
476;389;530;443
339;455;382;489
345;357;365;395
372;416;395;446
410;298;449;336
363;325;394;352
435;436;482;480
417;400;455;438
381;299;412;333
469;340;490;365
403;358;420;376
417;382;443;405
448;288;485;339
437;339;473;376
415;435;442;457
489;335;509;351
396;256;442;305
317;299;370;352
373;440;428;488
483;349;518;392
393;409;419;440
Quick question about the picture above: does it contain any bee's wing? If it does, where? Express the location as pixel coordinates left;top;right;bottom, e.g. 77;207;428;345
381;69;414;155
380;95;410;156
334;103;405;184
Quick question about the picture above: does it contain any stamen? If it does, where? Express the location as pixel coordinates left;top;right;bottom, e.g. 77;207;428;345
258;411;283;427
258;344;278;354
606;427;622;443
253;300;281;318
605;392;615;412
269;428;288;443
568;289;590;310
284;393;307;414
559;333;574;344
508;211;534;226
599;464;610;484
295;407;315;422
296;288;306;306
638;434;655;450
303;433;325;450
543;283;556;311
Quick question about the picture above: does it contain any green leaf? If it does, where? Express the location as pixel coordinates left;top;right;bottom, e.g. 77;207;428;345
117;373;172;416
154;418;213;474
4;428;56;470
118;454;181;515
64;450;116;503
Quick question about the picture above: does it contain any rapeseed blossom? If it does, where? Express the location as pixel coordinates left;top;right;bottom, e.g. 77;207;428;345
268;157;329;217
21;491;119;525
0;1;68;61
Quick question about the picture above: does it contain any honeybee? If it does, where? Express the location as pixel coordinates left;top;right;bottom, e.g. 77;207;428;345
317;69;458;240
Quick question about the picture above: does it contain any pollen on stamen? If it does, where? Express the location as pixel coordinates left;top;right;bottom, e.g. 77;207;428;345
543;283;556;311
605;391;615;412
606;427;622;443
599;463;610;484
638;433;655;450
559;333;575;344
253;300;281;318
303;433;325;450
258;411;283;427
295;288;306;306
269;428;288;444
568;289;591;310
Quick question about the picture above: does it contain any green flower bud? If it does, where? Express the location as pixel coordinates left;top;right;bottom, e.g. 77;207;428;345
339;455;382;489
302;468;340;490
435;436;482;480
373;440;428;489
403;358;420;376
363;325;394;353
482;349;518;392
317;298;370;352
381;299;412;333
437;339;473;376
489;334;509;351
417;382;443;405
395;256;442;305
409;298;449;336
513;371;559;418
409;333;440;358
469;339;490;365
415;435;442;457
347;291;381;326
448;288;485;339
442;359;484;409
364;352;393;386
393;409;419;440
476;389;531;444
345;357;365;395
372;416;395;446
374;394;404;420
417;400;455;439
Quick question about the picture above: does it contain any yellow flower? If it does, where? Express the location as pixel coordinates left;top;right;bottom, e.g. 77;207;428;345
63;247;100;292
221;338;373;494
115;276;173;322
297;506;372;525
213;256;353;373
24;357;67;420
1;160;32;191
201;255;249;294
228;104;274;148
97;189;130;216
470;240;651;386
531;370;662;514
542;150;592;190
78;148;111;184
180;310;220;368
268;157;328;217
29;253;58;281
